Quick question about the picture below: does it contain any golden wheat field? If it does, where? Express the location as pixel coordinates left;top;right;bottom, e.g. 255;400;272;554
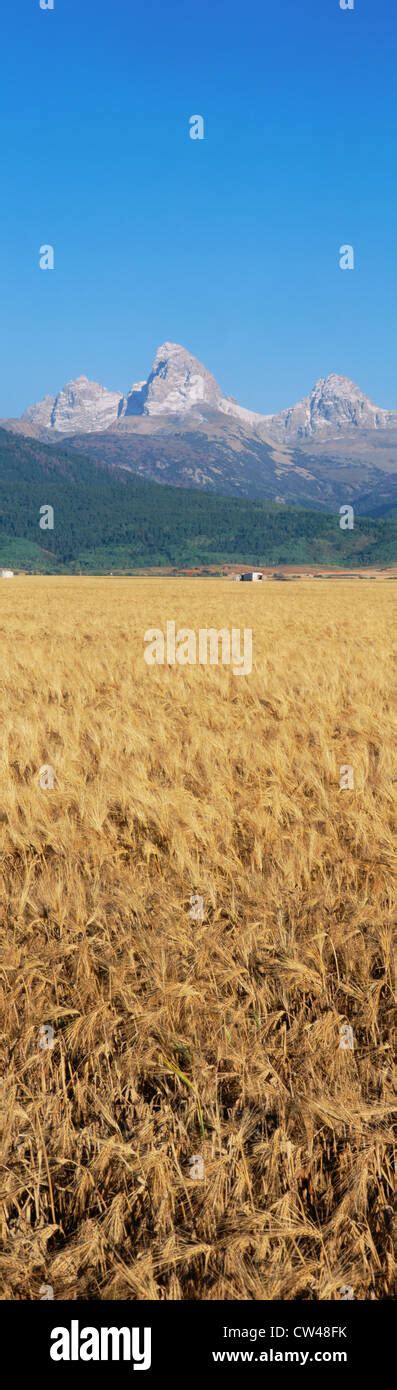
0;576;395;1302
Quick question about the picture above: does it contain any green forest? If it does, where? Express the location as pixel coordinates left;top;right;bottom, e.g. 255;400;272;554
1;428;396;572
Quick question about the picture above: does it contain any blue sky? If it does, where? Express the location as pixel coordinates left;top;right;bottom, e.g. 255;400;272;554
0;0;396;417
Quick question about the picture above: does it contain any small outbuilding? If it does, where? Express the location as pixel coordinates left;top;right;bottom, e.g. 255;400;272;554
1;569;14;579
235;571;264;582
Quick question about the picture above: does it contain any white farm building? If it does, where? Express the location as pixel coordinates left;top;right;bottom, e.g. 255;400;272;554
235;571;264;582
1;569;14;579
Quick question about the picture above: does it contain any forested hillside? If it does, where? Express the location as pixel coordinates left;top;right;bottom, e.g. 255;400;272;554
1;428;396;571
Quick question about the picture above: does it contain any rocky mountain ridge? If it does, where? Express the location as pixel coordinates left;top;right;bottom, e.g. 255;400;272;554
17;342;396;441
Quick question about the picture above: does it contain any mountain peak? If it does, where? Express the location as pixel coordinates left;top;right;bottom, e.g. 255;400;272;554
22;375;122;435
120;341;222;418
313;372;365;395
154;340;187;356
17;348;396;442
266;373;392;441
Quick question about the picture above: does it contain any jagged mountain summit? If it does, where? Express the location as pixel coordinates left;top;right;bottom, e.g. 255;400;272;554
267;373;395;442
18;343;396;442
22;375;122;435
119;342;224;417
21;343;263;434
5;341;396;517
6;343;397;515
20;344;226;435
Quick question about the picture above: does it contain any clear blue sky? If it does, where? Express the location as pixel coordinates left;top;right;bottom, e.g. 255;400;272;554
1;0;396;417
